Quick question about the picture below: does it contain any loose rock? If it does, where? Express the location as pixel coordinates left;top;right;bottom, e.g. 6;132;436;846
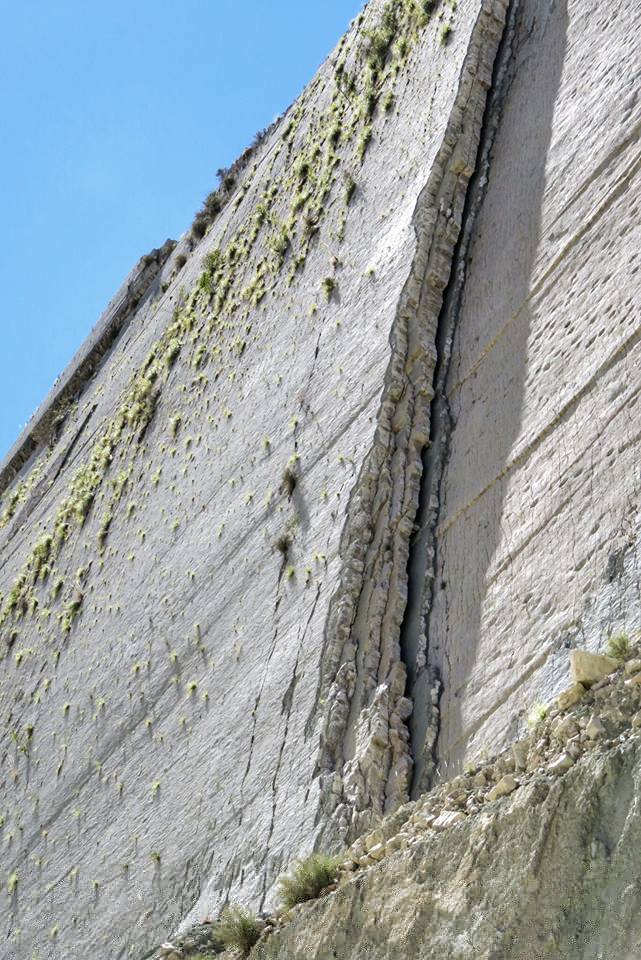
548;753;574;775
570;650;618;686
486;774;518;802
432;810;466;831
585;715;606;739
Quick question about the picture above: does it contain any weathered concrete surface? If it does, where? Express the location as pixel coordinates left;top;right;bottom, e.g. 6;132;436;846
1;0;639;956
0;2;510;957
408;0;641;787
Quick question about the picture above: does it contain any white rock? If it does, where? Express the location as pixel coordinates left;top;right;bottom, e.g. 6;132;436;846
385;835;403;854
556;683;586;711
368;843;386;861
548;753;575;775
551;716;579;743
585;715;605;739
486;774;518;802
432;810;466;831
512;740;528;770
570;650;618;686
364;829;385;852
158;947;183;960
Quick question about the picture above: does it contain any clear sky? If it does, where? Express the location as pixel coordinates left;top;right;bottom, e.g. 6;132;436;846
0;0;363;460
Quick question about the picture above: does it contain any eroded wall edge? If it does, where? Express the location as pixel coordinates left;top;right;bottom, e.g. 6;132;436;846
313;0;511;844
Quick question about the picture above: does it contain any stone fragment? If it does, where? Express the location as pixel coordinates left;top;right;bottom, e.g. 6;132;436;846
585;715;606;739
486;774;518;802
567;739;583;760
626;672;641;687
368;843;386;861
473;770;488;788
548;753;574;775
158;947;183;960
632;712;641;728
349;840;365;860
570;650;618;686
412;813;436;831
556;683;586;711
625;659;641;676
551;716;579;743
385;835;403;855
364;829;385;851
512;740;528;770
432;810;466;831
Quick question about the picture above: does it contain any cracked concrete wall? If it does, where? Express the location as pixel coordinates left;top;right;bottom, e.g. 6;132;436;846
414;0;641;781
2;0;637;956
0;2;511;957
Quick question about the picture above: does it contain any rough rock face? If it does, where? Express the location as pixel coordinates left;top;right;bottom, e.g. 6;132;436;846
0;0;639;957
253;736;641;960
164;650;641;959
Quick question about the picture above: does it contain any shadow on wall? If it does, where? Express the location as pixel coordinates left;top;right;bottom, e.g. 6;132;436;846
424;0;570;780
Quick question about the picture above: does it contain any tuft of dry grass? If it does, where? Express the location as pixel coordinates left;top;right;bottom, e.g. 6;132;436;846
278;852;341;909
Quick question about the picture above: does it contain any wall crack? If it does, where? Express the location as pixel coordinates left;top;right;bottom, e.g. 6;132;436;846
314;0;513;845
401;0;524;797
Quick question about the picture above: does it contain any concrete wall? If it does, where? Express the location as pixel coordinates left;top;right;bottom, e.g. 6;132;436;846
416;0;641;781
1;0;638;957
0;2;508;956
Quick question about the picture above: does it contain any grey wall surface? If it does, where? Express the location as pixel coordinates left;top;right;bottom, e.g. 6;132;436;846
0;0;638;957
0;2;508;956
416;0;641;782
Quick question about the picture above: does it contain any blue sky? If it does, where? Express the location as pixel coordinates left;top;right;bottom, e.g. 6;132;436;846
0;0;363;460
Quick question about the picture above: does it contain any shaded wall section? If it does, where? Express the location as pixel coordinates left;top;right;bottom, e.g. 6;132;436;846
424;0;641;775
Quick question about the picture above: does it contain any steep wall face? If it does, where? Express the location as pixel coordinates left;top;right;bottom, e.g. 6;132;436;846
1;0;638;957
408;0;641;787
0;2;510;957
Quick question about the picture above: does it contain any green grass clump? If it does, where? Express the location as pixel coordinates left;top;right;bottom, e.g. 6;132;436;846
606;632;630;661
278;852;341;909
527;702;548;730
322;277;336;301
364;7;398;73
440;23;453;45
215;905;261;956
268;225;291;262
358;125;373;162
344;173;357;205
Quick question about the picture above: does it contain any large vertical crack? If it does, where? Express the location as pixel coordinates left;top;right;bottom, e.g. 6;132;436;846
314;0;513;845
400;0;524;798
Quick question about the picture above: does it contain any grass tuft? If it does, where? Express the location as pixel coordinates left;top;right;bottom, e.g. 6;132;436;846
606;632;630;661
274;533;291;557
215;905;261;956
278;852;341;909
527;702;548;730
282;466;297;496
322;277;336;301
